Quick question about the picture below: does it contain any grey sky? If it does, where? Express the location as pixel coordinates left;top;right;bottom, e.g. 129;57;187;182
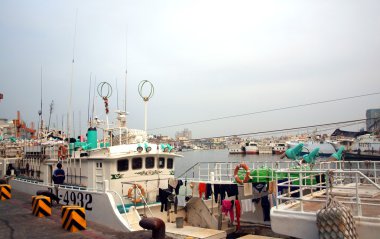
1;0;380;139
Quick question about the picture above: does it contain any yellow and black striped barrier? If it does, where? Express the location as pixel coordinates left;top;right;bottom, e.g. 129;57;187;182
0;184;11;200
32;195;52;217
61;206;86;232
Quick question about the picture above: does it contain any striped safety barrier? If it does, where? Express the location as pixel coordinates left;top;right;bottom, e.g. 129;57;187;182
32;195;52;217
0;184;11;200
61;206;86;232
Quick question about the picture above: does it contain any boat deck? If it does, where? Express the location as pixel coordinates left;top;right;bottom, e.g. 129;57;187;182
285;183;380;217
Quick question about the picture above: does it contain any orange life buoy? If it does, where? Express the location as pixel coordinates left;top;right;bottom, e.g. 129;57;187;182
58;145;68;160
234;163;250;185
127;184;146;203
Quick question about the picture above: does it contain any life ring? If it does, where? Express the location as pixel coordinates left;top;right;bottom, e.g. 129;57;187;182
127;184;146;203
58;145;68;160
234;163;250;185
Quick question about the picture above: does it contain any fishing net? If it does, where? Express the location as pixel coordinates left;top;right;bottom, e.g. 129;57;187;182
316;171;358;239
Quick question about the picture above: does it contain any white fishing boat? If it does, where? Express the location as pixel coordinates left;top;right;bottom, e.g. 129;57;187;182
272;142;286;155
258;145;273;154
271;160;380;239
227;142;246;154
0;83;228;238
344;134;380;161
245;141;259;154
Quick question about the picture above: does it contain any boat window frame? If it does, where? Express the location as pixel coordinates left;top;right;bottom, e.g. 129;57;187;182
145;157;155;169
167;158;174;169
132;157;143;170
117;159;129;172
158;157;165;169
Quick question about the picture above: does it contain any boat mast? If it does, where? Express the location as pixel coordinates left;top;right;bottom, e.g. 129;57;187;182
37;65;43;139
124;27;128;144
68;9;78;142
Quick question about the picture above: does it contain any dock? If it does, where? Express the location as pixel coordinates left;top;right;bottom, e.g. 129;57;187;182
0;188;154;239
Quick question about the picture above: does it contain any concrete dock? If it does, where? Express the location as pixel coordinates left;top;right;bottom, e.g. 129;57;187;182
0;188;154;239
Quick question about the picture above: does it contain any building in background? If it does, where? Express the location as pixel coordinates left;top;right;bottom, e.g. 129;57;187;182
175;128;192;140
366;108;380;133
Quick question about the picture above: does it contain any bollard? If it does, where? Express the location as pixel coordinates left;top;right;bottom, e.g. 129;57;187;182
0;184;11;200
0;184;12;201
32;195;52;217
139;217;165;239
61;206;86;232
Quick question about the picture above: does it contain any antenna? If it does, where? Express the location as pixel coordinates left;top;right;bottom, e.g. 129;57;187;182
116;78;119;110
37;65;43;139
91;78;97;127
138;80;154;132
79;110;81;137
87;73;92;124
48;100;54;131
68;9;78;140
124;26;127;113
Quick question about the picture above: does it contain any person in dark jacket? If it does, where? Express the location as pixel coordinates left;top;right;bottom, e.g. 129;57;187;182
52;163;65;184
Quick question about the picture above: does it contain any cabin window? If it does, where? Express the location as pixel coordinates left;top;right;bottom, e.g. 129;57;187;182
146;157;155;169
158;157;165;169
132;157;143;170
167;158;174;169
117;159;129;171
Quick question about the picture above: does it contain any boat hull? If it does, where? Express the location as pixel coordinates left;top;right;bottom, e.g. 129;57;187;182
9;178;132;232
344;152;380;161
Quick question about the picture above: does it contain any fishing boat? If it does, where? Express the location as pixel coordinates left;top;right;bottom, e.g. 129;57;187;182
271;160;380;239
343;134;380;161
227;142;246;154
0;84;228;238
245;141;259;154
286;140;336;157
272;142;286;155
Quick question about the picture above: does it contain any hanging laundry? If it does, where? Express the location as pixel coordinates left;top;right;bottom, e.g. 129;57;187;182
235;200;241;230
190;182;198;197
198;182;207;198
159;188;173;212
240;199;253;213
168;178;178;189
226;184;239;198
169;179;183;195
213;184;222;203
167;194;178;214
221;200;234;223
243;182;253;196
261;195;271;221
252;182;267;193
205;183;213;199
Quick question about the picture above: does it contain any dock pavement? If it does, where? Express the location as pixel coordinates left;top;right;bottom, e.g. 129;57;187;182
0;188;155;239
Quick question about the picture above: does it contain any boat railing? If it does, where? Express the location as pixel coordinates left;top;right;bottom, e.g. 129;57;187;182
106;189;133;227
275;168;380;218
121;182;154;218
315;160;380;184
177;160;300;182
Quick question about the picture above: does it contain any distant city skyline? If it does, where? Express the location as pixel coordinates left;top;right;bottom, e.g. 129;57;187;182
1;0;380;139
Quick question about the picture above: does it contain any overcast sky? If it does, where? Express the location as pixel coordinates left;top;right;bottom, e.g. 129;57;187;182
1;0;380;139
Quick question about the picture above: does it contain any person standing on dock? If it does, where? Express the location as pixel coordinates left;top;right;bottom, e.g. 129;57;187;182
52;163;65;196
53;163;65;184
